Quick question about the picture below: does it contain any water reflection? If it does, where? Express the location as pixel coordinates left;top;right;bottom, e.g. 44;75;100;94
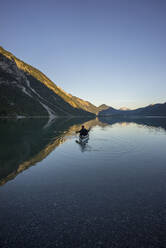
1;116;166;247
75;137;89;152
1;116;166;186
0;117;93;186
99;116;166;132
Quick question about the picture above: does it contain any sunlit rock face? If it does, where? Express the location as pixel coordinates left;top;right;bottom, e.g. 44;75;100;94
0;47;96;117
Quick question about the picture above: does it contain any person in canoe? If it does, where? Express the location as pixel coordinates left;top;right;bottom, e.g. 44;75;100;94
76;125;90;137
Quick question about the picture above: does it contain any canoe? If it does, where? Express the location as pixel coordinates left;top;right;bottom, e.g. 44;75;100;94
79;134;89;143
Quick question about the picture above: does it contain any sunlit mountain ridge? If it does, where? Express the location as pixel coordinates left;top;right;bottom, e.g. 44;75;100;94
0;46;165;117
0;47;109;117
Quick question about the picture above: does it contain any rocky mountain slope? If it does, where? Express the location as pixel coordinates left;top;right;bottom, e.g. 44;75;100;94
0;47;108;117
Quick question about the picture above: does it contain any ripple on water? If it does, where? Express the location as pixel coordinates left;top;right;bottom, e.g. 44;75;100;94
88;133;147;160
53;132;146;165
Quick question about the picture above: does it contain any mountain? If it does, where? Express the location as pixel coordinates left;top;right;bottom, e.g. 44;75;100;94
99;106;124;115
0;47;100;117
70;96;99;114
99;103;166;116
119;107;130;111
98;104;110;112
132;103;166;115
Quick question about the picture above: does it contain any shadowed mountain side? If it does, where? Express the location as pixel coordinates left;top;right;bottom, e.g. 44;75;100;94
0;117;93;186
0;47;108;116
0;51;95;117
98;116;166;132
99;103;166;116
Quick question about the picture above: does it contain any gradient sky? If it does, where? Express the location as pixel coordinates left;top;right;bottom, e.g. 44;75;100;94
1;0;166;109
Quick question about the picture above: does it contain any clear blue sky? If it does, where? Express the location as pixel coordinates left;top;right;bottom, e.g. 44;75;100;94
1;0;166;109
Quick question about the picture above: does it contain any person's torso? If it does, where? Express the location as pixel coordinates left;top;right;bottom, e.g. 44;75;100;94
80;129;88;136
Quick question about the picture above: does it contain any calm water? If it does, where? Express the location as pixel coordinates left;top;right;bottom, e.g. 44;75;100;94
0;117;166;248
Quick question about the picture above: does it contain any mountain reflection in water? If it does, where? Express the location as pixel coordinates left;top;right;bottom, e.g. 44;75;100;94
0;116;166;186
0;117;93;186
98;116;166;131
0;116;166;248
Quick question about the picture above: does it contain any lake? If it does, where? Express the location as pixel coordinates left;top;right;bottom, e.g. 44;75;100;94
0;117;166;248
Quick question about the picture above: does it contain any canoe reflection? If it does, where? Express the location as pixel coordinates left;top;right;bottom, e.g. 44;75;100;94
76;135;89;152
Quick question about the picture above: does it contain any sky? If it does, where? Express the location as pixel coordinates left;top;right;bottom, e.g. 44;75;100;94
1;0;166;109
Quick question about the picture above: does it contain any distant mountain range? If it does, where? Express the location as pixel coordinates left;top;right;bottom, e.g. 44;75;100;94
0;46;166;117
99;103;166;116
0;47;108;118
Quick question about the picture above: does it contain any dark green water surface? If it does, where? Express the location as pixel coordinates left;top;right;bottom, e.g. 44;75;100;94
0;117;166;248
